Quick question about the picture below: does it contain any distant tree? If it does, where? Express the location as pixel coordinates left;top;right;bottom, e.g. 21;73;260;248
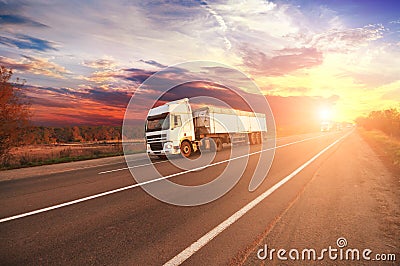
72;126;83;142
43;127;51;144
0;66;30;164
64;126;73;142
357;108;400;138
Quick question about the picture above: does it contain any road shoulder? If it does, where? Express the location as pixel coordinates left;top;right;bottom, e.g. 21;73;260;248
0;153;144;182
241;131;399;265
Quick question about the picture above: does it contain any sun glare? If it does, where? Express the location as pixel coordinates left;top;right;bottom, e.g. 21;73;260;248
319;107;333;121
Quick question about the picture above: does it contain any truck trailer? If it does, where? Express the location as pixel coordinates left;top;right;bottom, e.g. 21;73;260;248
145;98;267;158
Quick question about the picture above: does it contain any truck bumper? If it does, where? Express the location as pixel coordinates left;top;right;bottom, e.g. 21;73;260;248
147;146;181;156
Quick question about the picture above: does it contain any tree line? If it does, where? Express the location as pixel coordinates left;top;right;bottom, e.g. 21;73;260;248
356;108;400;138
22;125;144;144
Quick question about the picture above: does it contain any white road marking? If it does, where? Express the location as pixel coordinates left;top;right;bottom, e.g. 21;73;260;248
0;131;344;223
97;159;168;174
163;131;352;266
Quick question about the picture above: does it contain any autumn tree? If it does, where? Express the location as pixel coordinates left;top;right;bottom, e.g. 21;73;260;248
0;66;30;164
72;126;83;142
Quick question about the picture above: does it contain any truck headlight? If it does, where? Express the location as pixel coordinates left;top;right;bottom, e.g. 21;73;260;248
147;144;151;150
165;142;173;149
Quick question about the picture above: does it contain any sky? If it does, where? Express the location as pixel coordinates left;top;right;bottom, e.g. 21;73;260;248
0;0;399;126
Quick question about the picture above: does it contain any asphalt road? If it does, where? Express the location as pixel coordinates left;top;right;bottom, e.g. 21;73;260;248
0;129;398;265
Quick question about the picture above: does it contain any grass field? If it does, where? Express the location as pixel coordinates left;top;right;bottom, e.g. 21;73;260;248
358;128;400;174
1;141;145;170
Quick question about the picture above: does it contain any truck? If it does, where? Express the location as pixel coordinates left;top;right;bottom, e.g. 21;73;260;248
145;98;267;158
320;121;333;132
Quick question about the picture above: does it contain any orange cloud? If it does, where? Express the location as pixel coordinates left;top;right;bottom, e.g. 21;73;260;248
241;47;323;76
0;55;70;79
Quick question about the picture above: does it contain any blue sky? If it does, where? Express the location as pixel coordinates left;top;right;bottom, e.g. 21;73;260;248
0;0;399;125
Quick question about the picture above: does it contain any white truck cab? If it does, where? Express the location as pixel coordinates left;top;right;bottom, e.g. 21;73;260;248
145;98;195;157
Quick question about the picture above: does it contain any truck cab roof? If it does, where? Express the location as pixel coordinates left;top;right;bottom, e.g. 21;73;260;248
147;98;190;117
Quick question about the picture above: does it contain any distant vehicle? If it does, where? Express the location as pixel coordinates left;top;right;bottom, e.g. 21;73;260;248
145;98;267;158
346;123;353;128
334;122;343;131
321;121;332;132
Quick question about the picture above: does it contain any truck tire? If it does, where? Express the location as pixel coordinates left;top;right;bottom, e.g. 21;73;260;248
256;132;262;144
216;138;223;152
180;140;192;157
210;138;223;152
250;133;257;145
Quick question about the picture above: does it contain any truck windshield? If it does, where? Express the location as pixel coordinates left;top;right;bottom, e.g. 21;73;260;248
146;112;170;132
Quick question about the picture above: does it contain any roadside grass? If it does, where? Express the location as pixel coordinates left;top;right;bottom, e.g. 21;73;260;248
358;128;400;173
1;143;145;170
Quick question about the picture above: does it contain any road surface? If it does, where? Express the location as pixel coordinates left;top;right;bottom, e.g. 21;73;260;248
0;130;398;265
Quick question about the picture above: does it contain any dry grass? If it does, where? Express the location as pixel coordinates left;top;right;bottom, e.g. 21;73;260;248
358;128;400;174
1;142;145;170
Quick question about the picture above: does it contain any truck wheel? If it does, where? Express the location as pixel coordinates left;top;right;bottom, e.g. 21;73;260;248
215;138;223;152
250;133;257;145
180;141;192;157
256;132;262;144
210;138;223;152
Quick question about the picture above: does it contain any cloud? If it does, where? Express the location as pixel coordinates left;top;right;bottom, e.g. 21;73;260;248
241;47;323;76
279;87;310;93
81;70;121;83
0;55;70;79
28;84;131;108
26;84;133;125
123;68;157;83
80;60;187;87
199;0;231;50
0;14;48;27
212;0;296;52
81;67;155;85
84;87;132;108
82;58;117;69
0;34;57;51
31;102;126;126
382;88;400;100
311;24;386;53
139;59;167;69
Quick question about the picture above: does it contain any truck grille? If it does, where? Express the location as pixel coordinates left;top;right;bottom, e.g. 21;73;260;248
150;142;163;151
146;134;166;142
146;133;166;151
